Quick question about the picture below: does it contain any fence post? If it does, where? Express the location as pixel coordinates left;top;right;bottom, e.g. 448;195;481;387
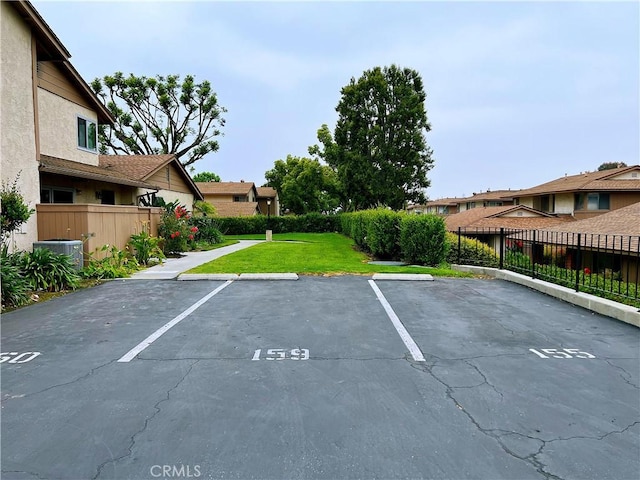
499;228;504;270
532;230;536;278
575;233;582;292
457;227;462;265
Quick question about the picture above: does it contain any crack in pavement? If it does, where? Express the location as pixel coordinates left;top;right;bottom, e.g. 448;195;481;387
409;361;564;480
603;359;640;389
92;359;200;480
462;360;505;400
0;360;116;404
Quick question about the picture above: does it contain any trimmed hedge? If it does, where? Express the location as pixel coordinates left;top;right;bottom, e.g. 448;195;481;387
400;215;448;266
216;213;341;235
341;210;448;266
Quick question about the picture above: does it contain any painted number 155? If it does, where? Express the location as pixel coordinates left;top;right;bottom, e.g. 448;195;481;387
529;348;595;359
252;349;309;361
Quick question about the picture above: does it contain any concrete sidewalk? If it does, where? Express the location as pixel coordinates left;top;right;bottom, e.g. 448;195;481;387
128;240;263;280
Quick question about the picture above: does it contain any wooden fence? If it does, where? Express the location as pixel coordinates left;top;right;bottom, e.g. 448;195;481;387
36;204;162;260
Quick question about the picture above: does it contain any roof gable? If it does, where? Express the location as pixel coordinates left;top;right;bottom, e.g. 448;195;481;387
515;166;640;196
99;154;203;200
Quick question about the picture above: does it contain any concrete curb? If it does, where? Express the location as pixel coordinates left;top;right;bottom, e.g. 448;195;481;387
177;274;239;281
372;273;434;281
453;265;640;328
239;273;299;281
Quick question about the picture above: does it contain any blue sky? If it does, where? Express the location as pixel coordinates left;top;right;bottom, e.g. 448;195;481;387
34;0;639;200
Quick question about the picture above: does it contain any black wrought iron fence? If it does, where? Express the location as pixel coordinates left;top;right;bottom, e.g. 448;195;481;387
454;227;640;308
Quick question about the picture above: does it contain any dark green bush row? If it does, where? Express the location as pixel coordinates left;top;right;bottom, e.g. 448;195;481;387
341;210;448;266
446;233;500;267
216;213;341;235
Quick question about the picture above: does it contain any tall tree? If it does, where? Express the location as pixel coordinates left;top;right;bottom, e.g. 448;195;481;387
313;65;434;211
191;171;221;183
91;73;226;167
597;162;627;171
264;155;340;214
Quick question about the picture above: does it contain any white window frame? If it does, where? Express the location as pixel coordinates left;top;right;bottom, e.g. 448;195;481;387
77;115;98;153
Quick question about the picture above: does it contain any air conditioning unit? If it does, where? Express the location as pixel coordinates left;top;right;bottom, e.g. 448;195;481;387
33;240;83;271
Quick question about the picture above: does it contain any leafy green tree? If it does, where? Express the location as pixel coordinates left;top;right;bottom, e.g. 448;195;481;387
91;73;226;167
597;162;627;171
191;171;221;183
312;65;434;211
264;155;340;214
1;175;34;245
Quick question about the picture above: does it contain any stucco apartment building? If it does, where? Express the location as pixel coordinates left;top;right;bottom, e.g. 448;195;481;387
1;1;202;253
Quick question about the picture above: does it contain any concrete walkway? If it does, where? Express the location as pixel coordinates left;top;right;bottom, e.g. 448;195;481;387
128;240;263;280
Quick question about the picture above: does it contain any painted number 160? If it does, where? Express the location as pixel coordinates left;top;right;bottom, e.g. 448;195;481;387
529;348;595;359
252;349;309;361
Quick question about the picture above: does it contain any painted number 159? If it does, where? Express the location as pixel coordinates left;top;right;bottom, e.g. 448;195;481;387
252;349;309;361
529;348;595;359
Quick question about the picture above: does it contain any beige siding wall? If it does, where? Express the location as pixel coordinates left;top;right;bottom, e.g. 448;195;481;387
37;60;94;111
38;88;99;166
36;204;161;259
138;188;195;210
146;165;192;193
203;193;234;203
0;3;39;251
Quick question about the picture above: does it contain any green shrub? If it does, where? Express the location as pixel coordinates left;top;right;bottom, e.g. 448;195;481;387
400;214;448;266
19;248;80;292
365;208;402;259
82;244;140;279
189;217;224;244
505;251;532;271
128;222;165;265
446;233;499;267
1;175;34;243
1;253;31;309
216;214;340;235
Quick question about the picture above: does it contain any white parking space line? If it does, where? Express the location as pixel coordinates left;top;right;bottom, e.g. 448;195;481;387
117;280;234;363
368;280;425;362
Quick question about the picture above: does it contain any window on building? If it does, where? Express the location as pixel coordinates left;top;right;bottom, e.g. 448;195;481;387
40;187;74;203
574;193;585;210
233;196;248;202
587;193;610;210
77;116;97;152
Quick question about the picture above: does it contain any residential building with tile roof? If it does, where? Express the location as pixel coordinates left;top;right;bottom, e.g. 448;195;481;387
196;181;262;216
256;187;280;217
512;166;640;219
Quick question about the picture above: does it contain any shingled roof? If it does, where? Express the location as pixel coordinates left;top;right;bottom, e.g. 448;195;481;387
445;205;575;232
514;166;640;197
256;187;277;198
39;155;154;188
99;154;203;200
197;181;255;195
515;202;640;251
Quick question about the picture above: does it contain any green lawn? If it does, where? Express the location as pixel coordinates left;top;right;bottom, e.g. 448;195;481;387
188;233;469;276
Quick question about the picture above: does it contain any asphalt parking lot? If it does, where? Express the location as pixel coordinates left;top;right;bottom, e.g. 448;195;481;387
1;276;639;480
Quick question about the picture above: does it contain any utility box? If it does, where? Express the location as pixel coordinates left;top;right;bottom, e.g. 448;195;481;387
33;240;83;271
